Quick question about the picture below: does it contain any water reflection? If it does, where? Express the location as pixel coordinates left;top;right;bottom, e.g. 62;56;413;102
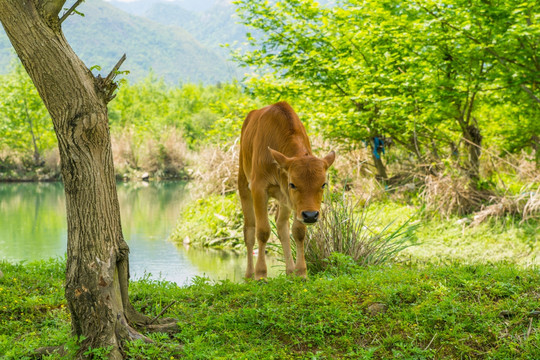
0;182;283;285
0;182;66;261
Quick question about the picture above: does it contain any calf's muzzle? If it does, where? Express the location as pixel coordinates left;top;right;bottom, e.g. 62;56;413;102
301;210;319;224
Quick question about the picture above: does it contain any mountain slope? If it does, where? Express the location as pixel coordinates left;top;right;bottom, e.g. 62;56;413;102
108;0;216;15
144;0;248;53
0;0;236;84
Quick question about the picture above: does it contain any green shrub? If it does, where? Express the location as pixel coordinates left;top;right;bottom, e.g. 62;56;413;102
169;193;244;249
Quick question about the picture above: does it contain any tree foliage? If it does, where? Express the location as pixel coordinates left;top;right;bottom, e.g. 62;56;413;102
234;0;540;174
0;65;257;178
108;75;257;147
0;63;55;165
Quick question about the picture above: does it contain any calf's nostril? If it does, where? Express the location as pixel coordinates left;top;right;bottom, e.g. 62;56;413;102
301;211;319;223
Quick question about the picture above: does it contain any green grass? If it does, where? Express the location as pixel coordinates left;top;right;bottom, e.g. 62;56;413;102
1;258;539;359
408;216;540;265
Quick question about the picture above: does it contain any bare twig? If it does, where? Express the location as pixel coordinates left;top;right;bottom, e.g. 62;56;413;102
526;318;533;339
149;300;177;325
424;333;437;351
59;0;84;24
95;53;127;103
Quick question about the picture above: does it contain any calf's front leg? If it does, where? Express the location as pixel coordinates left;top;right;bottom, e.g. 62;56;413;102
275;204;295;275
292;219;308;278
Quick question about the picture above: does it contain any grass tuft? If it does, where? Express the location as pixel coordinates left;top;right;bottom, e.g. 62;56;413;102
305;191;419;273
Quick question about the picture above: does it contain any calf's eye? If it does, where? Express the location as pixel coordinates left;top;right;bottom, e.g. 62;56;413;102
322;183;327;189
289;183;297;189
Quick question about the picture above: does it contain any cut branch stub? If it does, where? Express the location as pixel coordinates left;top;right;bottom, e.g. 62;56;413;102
95;53;127;103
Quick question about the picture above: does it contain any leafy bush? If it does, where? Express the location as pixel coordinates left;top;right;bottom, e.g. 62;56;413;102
305;191;418;273
169;194;244;249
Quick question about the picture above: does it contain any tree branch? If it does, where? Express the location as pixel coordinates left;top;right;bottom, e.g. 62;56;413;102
59;0;84;24
149;301;177;325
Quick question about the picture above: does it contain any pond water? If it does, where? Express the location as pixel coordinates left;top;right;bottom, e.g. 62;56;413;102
0;182;282;285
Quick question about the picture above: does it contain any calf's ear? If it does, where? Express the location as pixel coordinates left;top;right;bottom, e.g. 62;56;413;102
323;151;336;169
269;148;292;170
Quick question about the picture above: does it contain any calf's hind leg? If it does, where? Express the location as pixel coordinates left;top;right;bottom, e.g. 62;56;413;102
252;186;271;280
238;172;256;279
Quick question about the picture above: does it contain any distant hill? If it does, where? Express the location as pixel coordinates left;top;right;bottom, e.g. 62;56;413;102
108;0;216;16
0;0;238;84
143;0;248;53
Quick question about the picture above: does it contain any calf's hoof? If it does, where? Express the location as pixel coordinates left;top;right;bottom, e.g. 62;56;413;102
295;269;308;279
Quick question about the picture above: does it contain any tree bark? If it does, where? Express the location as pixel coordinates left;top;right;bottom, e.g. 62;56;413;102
23;97;42;166
369;137;388;180
372;153;388;180
0;1;176;358
460;124;482;183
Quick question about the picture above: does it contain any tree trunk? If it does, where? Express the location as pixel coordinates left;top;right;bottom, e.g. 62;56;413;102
532;135;540;168
372;154;388;180
464;124;482;182
0;1;176;358
23;98;42;166
370;137;388;180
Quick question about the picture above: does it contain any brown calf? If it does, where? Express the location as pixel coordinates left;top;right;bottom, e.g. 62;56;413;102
238;102;335;279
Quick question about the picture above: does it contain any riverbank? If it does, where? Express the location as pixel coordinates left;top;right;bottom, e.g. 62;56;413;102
0;167;188;183
0;258;539;359
170;193;540;266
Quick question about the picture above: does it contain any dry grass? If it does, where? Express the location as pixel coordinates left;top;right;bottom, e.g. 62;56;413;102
189;139;240;196
42;148;60;174
111;128;138;175
142;129;188;177
0;148;60;180
310;137;388;201
111;127;189;179
471;186;540;225
420;173;492;218
0;149;25;172
481;149;539;183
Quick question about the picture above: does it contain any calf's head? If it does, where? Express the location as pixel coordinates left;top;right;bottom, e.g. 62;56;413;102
269;148;335;224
